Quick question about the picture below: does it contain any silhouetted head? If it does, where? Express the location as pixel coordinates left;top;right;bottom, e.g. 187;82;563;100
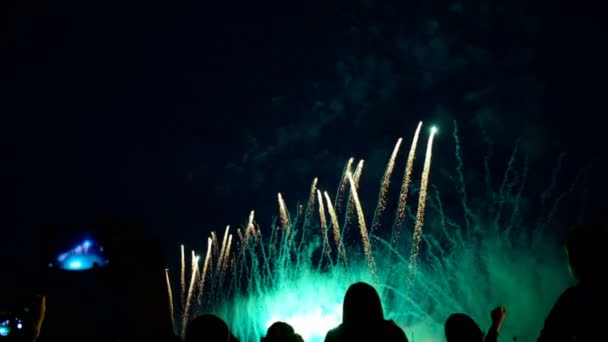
261;321;299;342
445;313;483;342
342;282;384;326
186;314;237;342
564;223;608;284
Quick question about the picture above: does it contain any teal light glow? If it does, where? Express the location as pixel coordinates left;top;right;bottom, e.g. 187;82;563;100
172;122;576;341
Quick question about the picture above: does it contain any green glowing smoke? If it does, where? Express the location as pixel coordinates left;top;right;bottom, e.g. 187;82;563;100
170;121;575;342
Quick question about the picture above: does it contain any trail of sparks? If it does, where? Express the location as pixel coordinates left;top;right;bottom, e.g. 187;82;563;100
392;122;422;245
317;190;331;268
164;269;175;334
345;160;365;232
324;191;347;269
347;171;376;281
278;193;291;234
243;211;255;255
353;160;364;187
182;252;201;338
180;245;185;312
494;140;520;228
372;138;403;234
211;232;219;262
217;226;230;281
334;158;354;218
299;178;319;252
218;233;232;293
223;234;233;274
196;238;213;305
453;121;473;231
408;129;437;288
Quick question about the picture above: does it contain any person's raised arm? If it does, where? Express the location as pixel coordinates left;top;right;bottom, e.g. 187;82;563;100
485;306;506;342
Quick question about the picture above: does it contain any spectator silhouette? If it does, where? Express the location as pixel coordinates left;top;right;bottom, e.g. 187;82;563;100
261;321;304;342
538;223;608;341
324;282;408;342
445;307;506;342
98;220;179;342
185;314;238;342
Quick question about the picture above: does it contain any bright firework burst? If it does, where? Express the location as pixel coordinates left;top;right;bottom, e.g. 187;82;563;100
166;121;578;342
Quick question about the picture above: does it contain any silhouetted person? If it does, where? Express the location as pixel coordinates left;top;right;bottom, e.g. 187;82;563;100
538;223;608;341
445;313;483;341
445;307;506;342
324;282;408;342
99;220;179;342
185;314;238;342
261;321;304;342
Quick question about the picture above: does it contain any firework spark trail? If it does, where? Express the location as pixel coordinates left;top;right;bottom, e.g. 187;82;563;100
334;158;354;218
371;138;403;234
223;234;233;274
211;232;219;269
452;121;473;231
353;161;364;187
217;226;230;281
236;227;245;284
278;193;294;270
166;121;582;342
347;171;377;281
219;233;233;293
182;253;201;338
164;269;175;334
191;250;197;282
180;245;185;312
494;140;520;228
324;191;348;268
431;185;454;245
243;211;255;255
237;227;244;256
344;160;364;234
296;204;304;226
278;193;291;234
197;238;213;306
299;178;318;255
249;213;258;239
541;166;587;237
392;122;423;245
506;152;529;235
537;153;567;229
541;153;567;207
217;226;229;277
407;128;437;288
209;233;218;295
268;217;278;263
476;119;496;205
316;190;331;268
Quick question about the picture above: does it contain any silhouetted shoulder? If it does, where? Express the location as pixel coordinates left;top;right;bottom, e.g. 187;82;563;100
382;320;409;342
539;286;578;340
324;326;342;342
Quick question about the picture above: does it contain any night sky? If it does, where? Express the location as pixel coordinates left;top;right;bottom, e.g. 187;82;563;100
3;0;607;304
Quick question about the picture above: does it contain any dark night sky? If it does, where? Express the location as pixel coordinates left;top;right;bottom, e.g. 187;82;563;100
2;0;607;295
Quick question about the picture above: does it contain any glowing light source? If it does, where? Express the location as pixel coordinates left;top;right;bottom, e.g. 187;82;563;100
54;239;108;271
430;126;438;134
67;259;83;270
265;303;342;342
0;319;10;337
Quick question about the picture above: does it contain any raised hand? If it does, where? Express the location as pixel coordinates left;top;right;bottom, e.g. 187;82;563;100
491;306;507;331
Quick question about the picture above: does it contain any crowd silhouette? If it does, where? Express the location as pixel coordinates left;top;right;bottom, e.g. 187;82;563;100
8;223;606;341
